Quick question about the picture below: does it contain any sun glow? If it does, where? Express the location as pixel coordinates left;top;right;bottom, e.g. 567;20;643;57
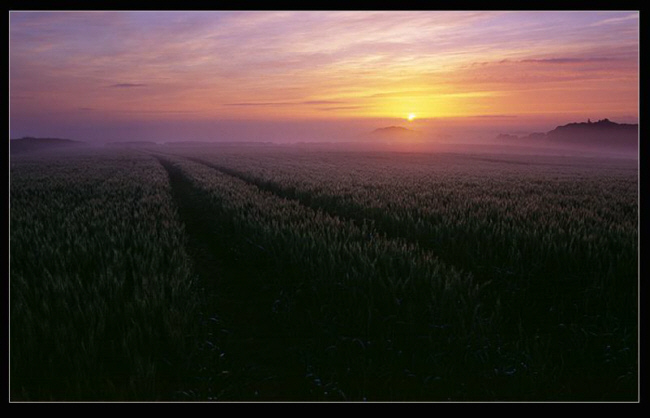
407;113;417;121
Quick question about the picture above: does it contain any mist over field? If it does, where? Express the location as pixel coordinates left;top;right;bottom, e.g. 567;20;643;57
9;10;639;402
11;116;639;159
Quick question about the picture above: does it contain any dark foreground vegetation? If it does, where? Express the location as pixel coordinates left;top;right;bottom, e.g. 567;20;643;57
10;145;638;401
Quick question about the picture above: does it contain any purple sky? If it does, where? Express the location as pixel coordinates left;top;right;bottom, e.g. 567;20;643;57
10;11;639;143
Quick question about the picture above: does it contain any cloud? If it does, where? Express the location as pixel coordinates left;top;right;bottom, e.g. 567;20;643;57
114;109;199;114
108;83;147;88
473;57;618;66
224;102;294;107
589;13;638;27
317;105;365;111
10;95;34;100
224;100;347;107
467;114;518;119
301;100;345;105
368;90;432;98
519;57;616;64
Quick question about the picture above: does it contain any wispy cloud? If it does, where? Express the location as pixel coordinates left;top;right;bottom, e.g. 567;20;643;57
224;102;294;107
225;100;347;107
317;105;365;111
108;83;147;88
472;56;619;66
468;114;518;119
368;90;433;98
114;109;199;114
519;57;616;64
301;100;345;105
589;12;638;27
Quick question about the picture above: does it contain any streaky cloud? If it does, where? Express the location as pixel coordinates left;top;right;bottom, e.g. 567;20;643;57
301;100;345;105
114;109;199;114
224;102;295;107
519;57;617;64
225;100;347;107
469;114;518;119
108;83;147;88
317;105;365;111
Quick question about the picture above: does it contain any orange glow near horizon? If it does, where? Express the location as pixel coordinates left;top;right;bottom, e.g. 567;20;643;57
9;11;639;141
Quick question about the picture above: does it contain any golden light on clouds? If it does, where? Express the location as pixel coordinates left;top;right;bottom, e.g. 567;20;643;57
9;11;639;141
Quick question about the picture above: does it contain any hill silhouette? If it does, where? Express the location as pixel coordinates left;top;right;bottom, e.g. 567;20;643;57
368;126;423;142
496;119;638;152
10;137;87;154
105;141;158;148
371;126;419;136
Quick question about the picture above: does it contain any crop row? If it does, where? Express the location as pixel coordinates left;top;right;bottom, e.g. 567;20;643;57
167;147;637;400
155;153;515;400
183;149;637;321
10;149;200;400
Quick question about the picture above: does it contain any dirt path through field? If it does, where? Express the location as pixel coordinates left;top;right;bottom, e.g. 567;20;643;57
157;156;318;401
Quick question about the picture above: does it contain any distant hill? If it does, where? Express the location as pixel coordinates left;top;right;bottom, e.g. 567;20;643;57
105;141;158;148
10;137;86;154
371;126;419;136
367;126;423;143
163;141;275;147
545;119;637;148
496;119;638;152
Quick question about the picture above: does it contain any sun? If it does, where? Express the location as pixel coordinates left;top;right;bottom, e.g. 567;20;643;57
407;113;416;121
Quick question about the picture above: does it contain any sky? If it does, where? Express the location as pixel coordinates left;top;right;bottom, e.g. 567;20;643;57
9;11;639;143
